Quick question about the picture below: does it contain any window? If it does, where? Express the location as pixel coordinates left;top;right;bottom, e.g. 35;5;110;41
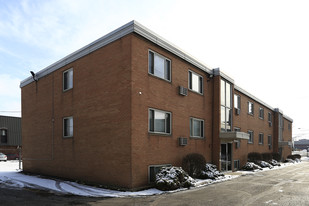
221;79;232;131
63;117;73;137
63;68;73;91
0;129;7;144
259;108;264;119
248;101;254;115
149;109;171;134
268;135;272;146
248;130;254;144
190;118;204;138
288;123;291;131
268;112;272;123
234;127;240;149
259;133;264;144
234;160;240;170
234;94;240;109
188;71;203;94
149;164;171;183
148;50;171;81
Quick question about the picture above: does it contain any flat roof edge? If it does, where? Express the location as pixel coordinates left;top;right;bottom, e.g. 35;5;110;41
234;85;274;111
20;20;136;88
20;20;213;88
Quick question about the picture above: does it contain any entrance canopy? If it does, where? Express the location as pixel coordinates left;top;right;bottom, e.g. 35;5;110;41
220;131;249;141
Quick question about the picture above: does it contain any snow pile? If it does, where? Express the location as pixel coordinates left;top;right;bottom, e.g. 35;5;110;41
284;158;301;163
199;163;224;180
155;166;195;191
242;162;262;171
268;159;281;167
255;161;274;169
0;161;163;197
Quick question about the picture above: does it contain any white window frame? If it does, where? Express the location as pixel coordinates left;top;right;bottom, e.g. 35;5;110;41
148;108;171;135
190;117;204;138
148;50;171;82
188;70;203;94
148;164;172;183
63;68;73;91
234;160;240;170
259;133;264;145
259;107;264;119
248;130;254;144
248;101;254;115
268;112;272;123
63;116;73;138
234;94;241;109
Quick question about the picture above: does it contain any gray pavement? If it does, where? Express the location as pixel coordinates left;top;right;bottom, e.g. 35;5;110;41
92;160;309;206
1;160;309;205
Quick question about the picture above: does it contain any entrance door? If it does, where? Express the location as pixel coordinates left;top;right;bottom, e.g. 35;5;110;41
220;143;232;171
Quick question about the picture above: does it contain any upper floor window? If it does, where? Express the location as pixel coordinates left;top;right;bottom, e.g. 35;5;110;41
0;129;7;144
63;68;73;91
188;71;203;94
221;79;232;131
190;117;204;138
268;112;272;123
259;133;264;144
148;50;171;81
248;130;254;144
288;123;291;130
248;101;254;115
63;117;73;138
259;107;264;119
149;108;171;135
234;94;240;109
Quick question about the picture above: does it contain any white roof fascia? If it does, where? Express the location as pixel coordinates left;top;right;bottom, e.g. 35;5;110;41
20;20;213;88
234;85;274;111
213;68;234;84
283;114;293;123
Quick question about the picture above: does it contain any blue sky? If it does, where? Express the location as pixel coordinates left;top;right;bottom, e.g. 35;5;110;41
1;0;309;138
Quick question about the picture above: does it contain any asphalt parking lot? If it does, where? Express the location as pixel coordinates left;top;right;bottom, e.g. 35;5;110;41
1;160;309;206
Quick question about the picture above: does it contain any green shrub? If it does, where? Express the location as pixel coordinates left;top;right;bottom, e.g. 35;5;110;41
262;153;273;161
287;154;301;160
182;153;206;178
272;152;281;162
248;152;262;161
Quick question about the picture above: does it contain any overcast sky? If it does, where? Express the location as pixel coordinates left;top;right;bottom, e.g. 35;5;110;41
0;0;308;139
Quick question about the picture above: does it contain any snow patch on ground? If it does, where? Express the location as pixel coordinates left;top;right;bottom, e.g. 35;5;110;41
0;160;303;197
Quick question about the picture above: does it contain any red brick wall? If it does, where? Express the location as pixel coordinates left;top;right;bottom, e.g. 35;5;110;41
22;35;133;189
233;90;275;168
130;34;214;188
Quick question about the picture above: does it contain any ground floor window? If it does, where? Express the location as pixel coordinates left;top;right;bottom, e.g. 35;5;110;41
234;160;240;170
248;130;254;144
190;117;204;138
259;133;264;144
148;108;171;134
63;117;73;138
149;164;171;183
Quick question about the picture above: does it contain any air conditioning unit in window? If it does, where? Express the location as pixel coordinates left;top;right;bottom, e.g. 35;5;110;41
268;144;272;150
269;122;272;127
179;137;188;146
179;86;188;96
235;108;240;115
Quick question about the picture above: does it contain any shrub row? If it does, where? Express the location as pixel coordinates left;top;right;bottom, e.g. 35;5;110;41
248;152;281;162
287;154;301;160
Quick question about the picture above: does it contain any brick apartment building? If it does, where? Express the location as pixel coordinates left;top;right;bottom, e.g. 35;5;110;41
20;20;293;190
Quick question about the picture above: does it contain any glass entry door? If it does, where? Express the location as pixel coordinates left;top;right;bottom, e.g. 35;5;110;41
220;143;232;171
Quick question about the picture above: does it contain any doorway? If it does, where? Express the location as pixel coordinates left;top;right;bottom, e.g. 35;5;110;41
220;143;232;171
